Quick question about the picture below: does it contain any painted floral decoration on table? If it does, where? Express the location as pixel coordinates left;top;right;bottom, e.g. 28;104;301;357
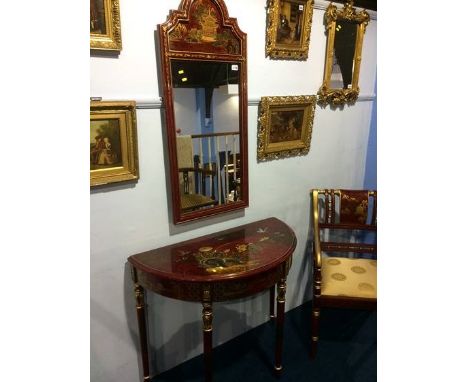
175;227;286;274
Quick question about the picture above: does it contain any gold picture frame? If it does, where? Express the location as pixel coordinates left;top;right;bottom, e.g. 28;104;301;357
265;0;314;59
317;0;369;106
257;95;316;160
90;0;122;51
90;101;139;187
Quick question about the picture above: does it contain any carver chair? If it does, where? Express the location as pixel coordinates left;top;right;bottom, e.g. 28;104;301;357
177;135;218;212
179;163;217;212
310;189;377;358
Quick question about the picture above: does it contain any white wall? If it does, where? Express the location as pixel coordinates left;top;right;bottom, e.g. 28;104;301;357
90;1;377;381
173;88;199;136
213;91;239;134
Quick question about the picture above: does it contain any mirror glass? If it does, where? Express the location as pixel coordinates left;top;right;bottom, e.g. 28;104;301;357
171;59;242;214
330;20;358;90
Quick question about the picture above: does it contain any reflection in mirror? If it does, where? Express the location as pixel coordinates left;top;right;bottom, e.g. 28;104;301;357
330;20;358;89
171;60;242;213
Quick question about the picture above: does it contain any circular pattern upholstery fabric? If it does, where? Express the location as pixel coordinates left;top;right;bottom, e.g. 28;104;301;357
321;255;377;298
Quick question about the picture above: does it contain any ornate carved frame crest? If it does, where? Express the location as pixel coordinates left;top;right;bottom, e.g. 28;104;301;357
317;0;369;106
265;0;314;60
90;0;122;52
257;95;316;161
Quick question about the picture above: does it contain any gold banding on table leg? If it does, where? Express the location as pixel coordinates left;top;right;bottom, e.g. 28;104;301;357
277;278;286;303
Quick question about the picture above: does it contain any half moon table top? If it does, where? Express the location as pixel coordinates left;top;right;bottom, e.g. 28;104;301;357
128;217;296;284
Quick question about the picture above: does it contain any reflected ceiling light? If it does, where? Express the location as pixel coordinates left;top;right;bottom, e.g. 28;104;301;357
181;77;188;82
178;69;184;74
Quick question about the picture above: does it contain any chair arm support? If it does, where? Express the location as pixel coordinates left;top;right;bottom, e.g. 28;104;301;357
312;190;322;269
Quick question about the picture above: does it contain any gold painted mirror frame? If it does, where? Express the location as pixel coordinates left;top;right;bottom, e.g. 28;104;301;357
317;1;369;105
157;0;249;225
265;0;314;59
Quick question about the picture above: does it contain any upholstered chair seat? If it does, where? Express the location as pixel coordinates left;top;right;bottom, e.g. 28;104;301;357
321;255;377;299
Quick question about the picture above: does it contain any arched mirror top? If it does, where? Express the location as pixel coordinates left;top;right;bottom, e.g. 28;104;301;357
159;0;246;60
157;0;249;225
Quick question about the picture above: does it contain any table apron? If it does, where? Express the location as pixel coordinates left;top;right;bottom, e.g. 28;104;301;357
134;260;290;302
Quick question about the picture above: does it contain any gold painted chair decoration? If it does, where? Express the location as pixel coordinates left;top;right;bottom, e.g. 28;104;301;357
310;189;376;357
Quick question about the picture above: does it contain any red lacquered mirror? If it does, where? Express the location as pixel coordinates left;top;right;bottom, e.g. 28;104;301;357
157;0;248;224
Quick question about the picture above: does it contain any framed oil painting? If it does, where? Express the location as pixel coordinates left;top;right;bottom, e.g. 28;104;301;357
90;101;139;187
265;0;314;59
317;0;369;105
257;95;316;160
90;0;122;51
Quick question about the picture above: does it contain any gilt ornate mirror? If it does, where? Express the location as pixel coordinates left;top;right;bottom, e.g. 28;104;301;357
317;0;369;106
157;0;248;224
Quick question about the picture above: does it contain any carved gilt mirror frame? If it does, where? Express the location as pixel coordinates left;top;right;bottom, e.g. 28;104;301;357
157;0;248;224
265;0;314;59
317;0;369;105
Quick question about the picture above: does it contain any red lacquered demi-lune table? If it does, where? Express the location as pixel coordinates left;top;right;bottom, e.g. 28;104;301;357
128;217;296;382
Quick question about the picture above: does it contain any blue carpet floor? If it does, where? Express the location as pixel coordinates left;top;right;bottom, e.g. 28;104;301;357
153;301;376;382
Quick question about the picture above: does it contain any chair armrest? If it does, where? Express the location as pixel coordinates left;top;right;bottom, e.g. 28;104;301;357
311;190;322;269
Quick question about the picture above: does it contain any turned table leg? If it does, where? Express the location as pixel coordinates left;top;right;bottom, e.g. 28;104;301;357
269;285;275;319
311;306;320;359
202;294;213;382
134;283;151;382
274;277;287;375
